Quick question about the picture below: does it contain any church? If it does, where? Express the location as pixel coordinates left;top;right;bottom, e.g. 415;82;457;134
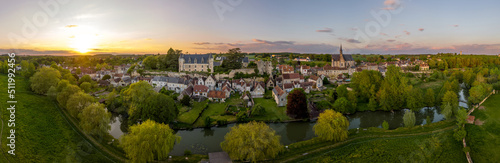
331;45;355;68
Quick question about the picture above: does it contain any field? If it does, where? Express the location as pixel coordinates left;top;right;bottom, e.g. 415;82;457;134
276;120;466;163
177;100;209;124
467;94;500;163
251;98;290;121
0;74;115;162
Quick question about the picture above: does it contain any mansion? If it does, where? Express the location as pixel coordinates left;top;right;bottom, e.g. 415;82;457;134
178;54;214;73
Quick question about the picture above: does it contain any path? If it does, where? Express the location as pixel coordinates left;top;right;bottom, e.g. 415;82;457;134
279;125;456;163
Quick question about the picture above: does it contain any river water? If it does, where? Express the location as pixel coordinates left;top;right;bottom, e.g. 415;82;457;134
108;89;469;156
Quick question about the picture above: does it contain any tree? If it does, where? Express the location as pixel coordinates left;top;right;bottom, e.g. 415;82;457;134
221;121;283;162
180;95;191;106
102;74;111;80
80;82;92;93
30;67;61;94
313;110;349;141
368;96;378;111
347;91;357;112
143;55;158;69
67;92;95;118
56;79;71;92
441;91;458;115
286;88;309;119
406;87;424;111
105;90;121;112
456;108;468;126
336;85;348;98
78;103;111;137
424;88;435;107
130;93;178;124
122;81;156;109
57;85;81;108
333;97;350;113
78;75;92;85
63;73;77;85
251;103;266;116
382;120;389;130
403;110;416;127
20;60;36;78
120;120;180;163
221;48;244;70
442;103;453;120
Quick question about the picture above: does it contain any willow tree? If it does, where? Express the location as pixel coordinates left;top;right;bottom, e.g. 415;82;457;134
78;103;111;137
221;121;283;162
403;110;416;127
120;120;180;163
313;110;349;142
30;67;61;94
67;92;95;118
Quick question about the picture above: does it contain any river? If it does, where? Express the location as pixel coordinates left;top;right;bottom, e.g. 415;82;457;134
108;89;469;156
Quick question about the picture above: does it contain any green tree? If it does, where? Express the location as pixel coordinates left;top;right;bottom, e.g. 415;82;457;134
221;48;244;70
78;103;111;137
286;88;309;119
221;121;283;162
101;74;111;80
382;120;389;130
131;93;178;124
251;103;266;116
20;60;36;78
57;85;81;108
66;92;95;118
30;67;61;94
441;91;458;115
56;79;71;92
336;85;348;98
180;95;191;106
347;91;357;112
424;88;435;107
403;110;416;127
455;108;468;126
120;120;180;163
333;97;350;113
78;75;92;85
143;55;158;69
122;81;156;109
442;103;453;120
406;87;424;111
368;96;378;111
80;82;92;93
313;110;349;141
63;73;77;85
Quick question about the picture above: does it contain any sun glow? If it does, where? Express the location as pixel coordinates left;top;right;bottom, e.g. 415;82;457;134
65;25;100;54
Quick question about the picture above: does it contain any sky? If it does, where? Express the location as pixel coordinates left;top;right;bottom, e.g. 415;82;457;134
1;0;500;55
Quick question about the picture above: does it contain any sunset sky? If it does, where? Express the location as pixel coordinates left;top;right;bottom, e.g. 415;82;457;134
1;0;499;55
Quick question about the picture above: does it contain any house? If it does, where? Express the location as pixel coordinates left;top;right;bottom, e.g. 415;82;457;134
98;80;110;87
250;82;266;98
111;78;121;87
193;85;209;97
208;90;227;102
279;65;294;74
151;76;168;87
266;79;275;89
317;65;348;78
294;57;310;62
205;75;217;90
282;73;301;84
283;83;295;93
165;77;188;93
420;63;429;71
178;54;214;73
178;85;194;100
308;75;323;88
242;57;249;68
272;86;288;107
299;82;314;93
300;65;311;75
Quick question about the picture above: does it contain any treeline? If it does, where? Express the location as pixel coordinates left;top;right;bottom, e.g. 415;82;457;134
142;48;182;71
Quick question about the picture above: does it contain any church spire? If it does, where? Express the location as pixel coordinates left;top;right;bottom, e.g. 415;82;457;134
340;44;343;56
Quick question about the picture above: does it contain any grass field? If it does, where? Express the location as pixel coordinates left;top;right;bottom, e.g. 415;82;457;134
251;98;290;121
0;74;115;162
177;100;208;124
467;94;500;163
275;120;466;163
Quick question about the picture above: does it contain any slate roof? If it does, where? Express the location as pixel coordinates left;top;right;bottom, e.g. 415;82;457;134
242;57;249;63
332;54;354;61
180;54;212;64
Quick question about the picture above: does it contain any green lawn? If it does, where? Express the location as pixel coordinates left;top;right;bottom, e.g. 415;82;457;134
193;102;228;127
177;100;208;124
467;94;500;163
415;79;444;91
0;75;114;162
251;98;290;121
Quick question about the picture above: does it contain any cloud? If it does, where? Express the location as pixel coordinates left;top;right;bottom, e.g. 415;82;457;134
404;30;411;35
0;49;78;56
382;0;401;10
453;25;459;27
252;39;294;45
193;42;211;45
380;33;389;36
350;28;358;31
418;28;424;31
338;38;362;44
65;25;78;28
387;39;396;42
316;28;333;33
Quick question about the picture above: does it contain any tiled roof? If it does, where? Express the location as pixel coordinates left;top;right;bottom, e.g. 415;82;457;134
208;90;226;99
193;85;209;92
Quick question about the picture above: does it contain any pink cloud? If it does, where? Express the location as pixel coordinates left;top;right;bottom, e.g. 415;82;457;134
453;25;459;27
418;28;424;31
404;30;410;35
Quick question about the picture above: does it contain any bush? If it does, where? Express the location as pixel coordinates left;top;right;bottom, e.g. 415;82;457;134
236;111;249;122
205;117;214;127
382;120;389;130
217;119;228;126
184;150;192;156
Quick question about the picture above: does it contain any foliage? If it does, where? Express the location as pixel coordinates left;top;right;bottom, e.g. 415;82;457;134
336;84;348;98
30;67;61;94
424;88;436;107
62;73;77;84
442;103;453;120
57;85;81;108
351;70;383;101
403;110;416;127
131;93;179;124
120;120;180;163
377;65;408;111
78;75;92;85
221;48;244;70
251;103;266;116
286;88;309;119
66;91;95;118
78;103;111;137
20;60;36;78
180;94;191;106
469;83;493;104
236;111;249;122
105;90;122;112
313;110;349;141
122;81;156;109
368;96;378;111
347;91;358;111
441;91;458;116
80;82;92;92
221;121;283;162
382;120;389;130
332;97;351;114
102;74;111;80
406;87;424;111
453;127;466;142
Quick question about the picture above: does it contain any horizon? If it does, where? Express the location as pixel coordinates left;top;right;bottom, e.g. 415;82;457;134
2;0;500;55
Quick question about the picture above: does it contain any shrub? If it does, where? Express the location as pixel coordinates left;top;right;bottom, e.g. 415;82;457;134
184;150;192;156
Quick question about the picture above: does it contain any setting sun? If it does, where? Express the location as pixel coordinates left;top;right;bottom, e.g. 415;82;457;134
65;25;99;54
